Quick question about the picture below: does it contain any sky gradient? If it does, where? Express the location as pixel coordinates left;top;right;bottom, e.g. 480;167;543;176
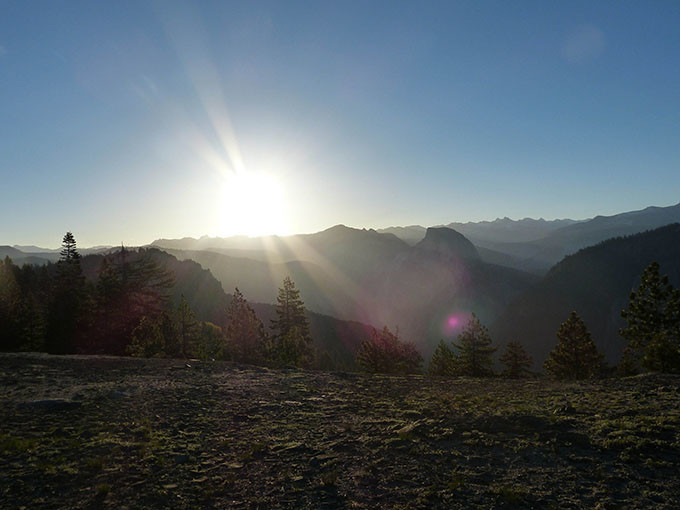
1;1;680;247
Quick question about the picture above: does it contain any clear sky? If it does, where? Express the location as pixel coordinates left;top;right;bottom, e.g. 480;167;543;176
1;1;679;247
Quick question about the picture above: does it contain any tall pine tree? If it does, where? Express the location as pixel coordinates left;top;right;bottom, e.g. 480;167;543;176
225;288;268;365
176;295;199;358
620;262;680;373
46;232;87;354
270;277;313;367
452;313;496;377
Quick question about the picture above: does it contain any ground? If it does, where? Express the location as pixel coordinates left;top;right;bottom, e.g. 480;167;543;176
1;353;679;509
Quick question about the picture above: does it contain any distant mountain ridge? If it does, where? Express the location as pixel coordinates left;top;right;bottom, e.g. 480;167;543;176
379;202;680;274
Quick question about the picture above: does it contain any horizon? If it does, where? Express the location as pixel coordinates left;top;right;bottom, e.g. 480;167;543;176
7;197;680;250
3;1;680;247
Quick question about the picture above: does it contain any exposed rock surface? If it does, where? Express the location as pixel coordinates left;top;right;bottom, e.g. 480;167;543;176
1;353;679;508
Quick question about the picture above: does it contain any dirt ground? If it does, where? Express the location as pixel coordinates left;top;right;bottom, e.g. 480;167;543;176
1;353;679;509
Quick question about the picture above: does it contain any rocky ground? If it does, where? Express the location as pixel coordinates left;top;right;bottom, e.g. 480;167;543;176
1;353;679;509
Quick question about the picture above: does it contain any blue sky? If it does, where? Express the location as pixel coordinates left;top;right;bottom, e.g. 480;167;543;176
1;1;679;247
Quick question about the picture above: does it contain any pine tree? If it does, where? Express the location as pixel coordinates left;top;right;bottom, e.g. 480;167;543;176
356;326;423;375
46;232;87;354
0;257;22;351
428;339;457;376
224;288;268;365
544;311;604;379
499;340;533;378
158;311;180;358
452;313;496;377
127;316;165;358
620;262;680;373
91;248;174;355
60;231;81;262
176;295;199;358
270;277;314;367
271;277;311;341
196;322;226;361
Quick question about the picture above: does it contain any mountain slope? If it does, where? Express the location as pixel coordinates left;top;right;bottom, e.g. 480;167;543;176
155;226;538;358
80;248;373;369
491;224;680;367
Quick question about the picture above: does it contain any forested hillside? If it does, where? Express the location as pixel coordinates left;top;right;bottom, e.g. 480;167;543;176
492;224;680;366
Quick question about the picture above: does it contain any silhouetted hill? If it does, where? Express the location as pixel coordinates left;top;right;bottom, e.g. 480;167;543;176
492;224;680;367
0;246;52;266
414;227;479;261
376;225;427;245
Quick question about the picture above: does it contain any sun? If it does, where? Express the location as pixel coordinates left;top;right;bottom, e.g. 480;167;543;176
219;171;288;237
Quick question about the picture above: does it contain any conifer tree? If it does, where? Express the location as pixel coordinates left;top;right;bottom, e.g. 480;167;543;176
91;248;173;354
271;277;311;341
176;295;199;358
46;232;87;354
544;311;604;379
428;339;457;376
0;257;22;351
224;288;268;365
196;322;226;361
452;313;496;377
620;262;680;373
127;316;165;358
270;277;314;367
356;326;423;375
499;340;533;378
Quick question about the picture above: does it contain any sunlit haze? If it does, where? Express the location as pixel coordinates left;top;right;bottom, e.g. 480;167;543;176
2;1;680;247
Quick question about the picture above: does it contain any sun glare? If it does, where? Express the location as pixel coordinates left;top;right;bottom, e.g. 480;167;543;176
219;171;288;237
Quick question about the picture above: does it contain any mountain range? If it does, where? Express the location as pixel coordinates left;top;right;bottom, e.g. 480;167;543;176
6;201;680;369
153;226;539;358
380;202;680;274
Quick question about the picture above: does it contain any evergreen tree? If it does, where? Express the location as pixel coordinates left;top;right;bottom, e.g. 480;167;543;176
0;257;22;351
499;340;533;378
158;311;181;358
270;277;314;367
224;288;268;365
196;322;226;361
428;339;457;376
620;262;680;373
176;295;199;358
46;232;87;354
356;326;423;375
127;316;165;358
544;311;604;379
271;277;311;341
60;232;80;261
452;313;496;377
272;326;315;368
15;264;48;352
91;248;174;354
